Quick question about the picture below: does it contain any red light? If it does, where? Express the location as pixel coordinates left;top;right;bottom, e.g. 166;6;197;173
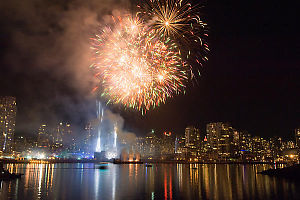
164;132;172;136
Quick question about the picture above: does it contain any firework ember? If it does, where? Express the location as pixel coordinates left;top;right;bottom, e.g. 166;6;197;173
91;15;188;113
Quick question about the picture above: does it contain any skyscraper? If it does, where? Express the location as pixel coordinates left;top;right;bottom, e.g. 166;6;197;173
37;124;49;148
52;122;72;150
0;96;17;153
143;130;160;158
185;126;200;157
206;122;234;158
161;131;174;156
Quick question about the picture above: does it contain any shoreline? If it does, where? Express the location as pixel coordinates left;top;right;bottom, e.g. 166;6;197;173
258;164;300;181
0;159;289;165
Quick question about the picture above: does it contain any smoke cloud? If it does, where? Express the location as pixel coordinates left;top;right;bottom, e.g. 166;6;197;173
0;0;131;135
103;109;136;145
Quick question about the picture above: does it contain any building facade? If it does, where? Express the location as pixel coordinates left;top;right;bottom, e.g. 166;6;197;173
37;124;49;148
0;96;17;153
206;122;234;159
185;126;200;157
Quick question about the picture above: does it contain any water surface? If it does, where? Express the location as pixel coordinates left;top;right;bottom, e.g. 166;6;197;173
0;163;299;200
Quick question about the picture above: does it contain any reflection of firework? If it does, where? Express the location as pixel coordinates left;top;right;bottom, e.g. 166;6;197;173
91;15;188;113
138;0;209;78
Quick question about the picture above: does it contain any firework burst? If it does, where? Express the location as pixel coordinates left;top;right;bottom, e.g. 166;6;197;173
137;0;209;78
91;15;188;113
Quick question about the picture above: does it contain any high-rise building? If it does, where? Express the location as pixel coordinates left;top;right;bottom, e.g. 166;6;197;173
52;122;72;150
134;137;145;156
143;131;160;158
206;123;219;154
295;128;300;148
57;122;72;140
269;136;282;159
185;126;200;157
238;131;253;161
37;124;49;148
175;136;187;153
0;96;17;153
14;136;27;154
251;136;269;161
239;131;252;151
81;122;95;153
232;130;240;157
206;122;234;158
161;131;174;156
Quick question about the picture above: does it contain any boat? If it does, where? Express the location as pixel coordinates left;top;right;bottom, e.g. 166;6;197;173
145;164;152;167
98;165;108;169
95;162;109;170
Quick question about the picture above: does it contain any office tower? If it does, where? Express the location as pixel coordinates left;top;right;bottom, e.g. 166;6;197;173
56;122;72;142
206;122;234;158
37;124;50;148
134;137;145;156
14;136;27;154
0;96;17;153
81;122;94;153
161;131;174;156
185;126;200;156
175;135;187;160
51;122;72;150
269;136;282;159
144;130;160;158
232;130;240;157
239;131;252;151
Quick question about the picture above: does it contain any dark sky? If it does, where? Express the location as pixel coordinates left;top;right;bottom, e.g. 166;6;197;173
0;0;299;139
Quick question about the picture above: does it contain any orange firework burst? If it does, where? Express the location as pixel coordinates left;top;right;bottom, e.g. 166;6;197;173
90;15;188;113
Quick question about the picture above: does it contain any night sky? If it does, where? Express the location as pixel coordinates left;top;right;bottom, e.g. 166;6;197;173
0;0;299;138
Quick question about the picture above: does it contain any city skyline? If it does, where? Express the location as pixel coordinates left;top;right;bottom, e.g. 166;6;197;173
0;94;299;141
2;102;299;164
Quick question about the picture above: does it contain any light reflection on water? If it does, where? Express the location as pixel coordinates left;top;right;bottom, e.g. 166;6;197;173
0;163;299;200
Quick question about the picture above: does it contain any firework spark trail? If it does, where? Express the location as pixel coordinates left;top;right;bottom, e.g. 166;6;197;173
91;15;188;113
96;100;104;152
137;0;209;78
